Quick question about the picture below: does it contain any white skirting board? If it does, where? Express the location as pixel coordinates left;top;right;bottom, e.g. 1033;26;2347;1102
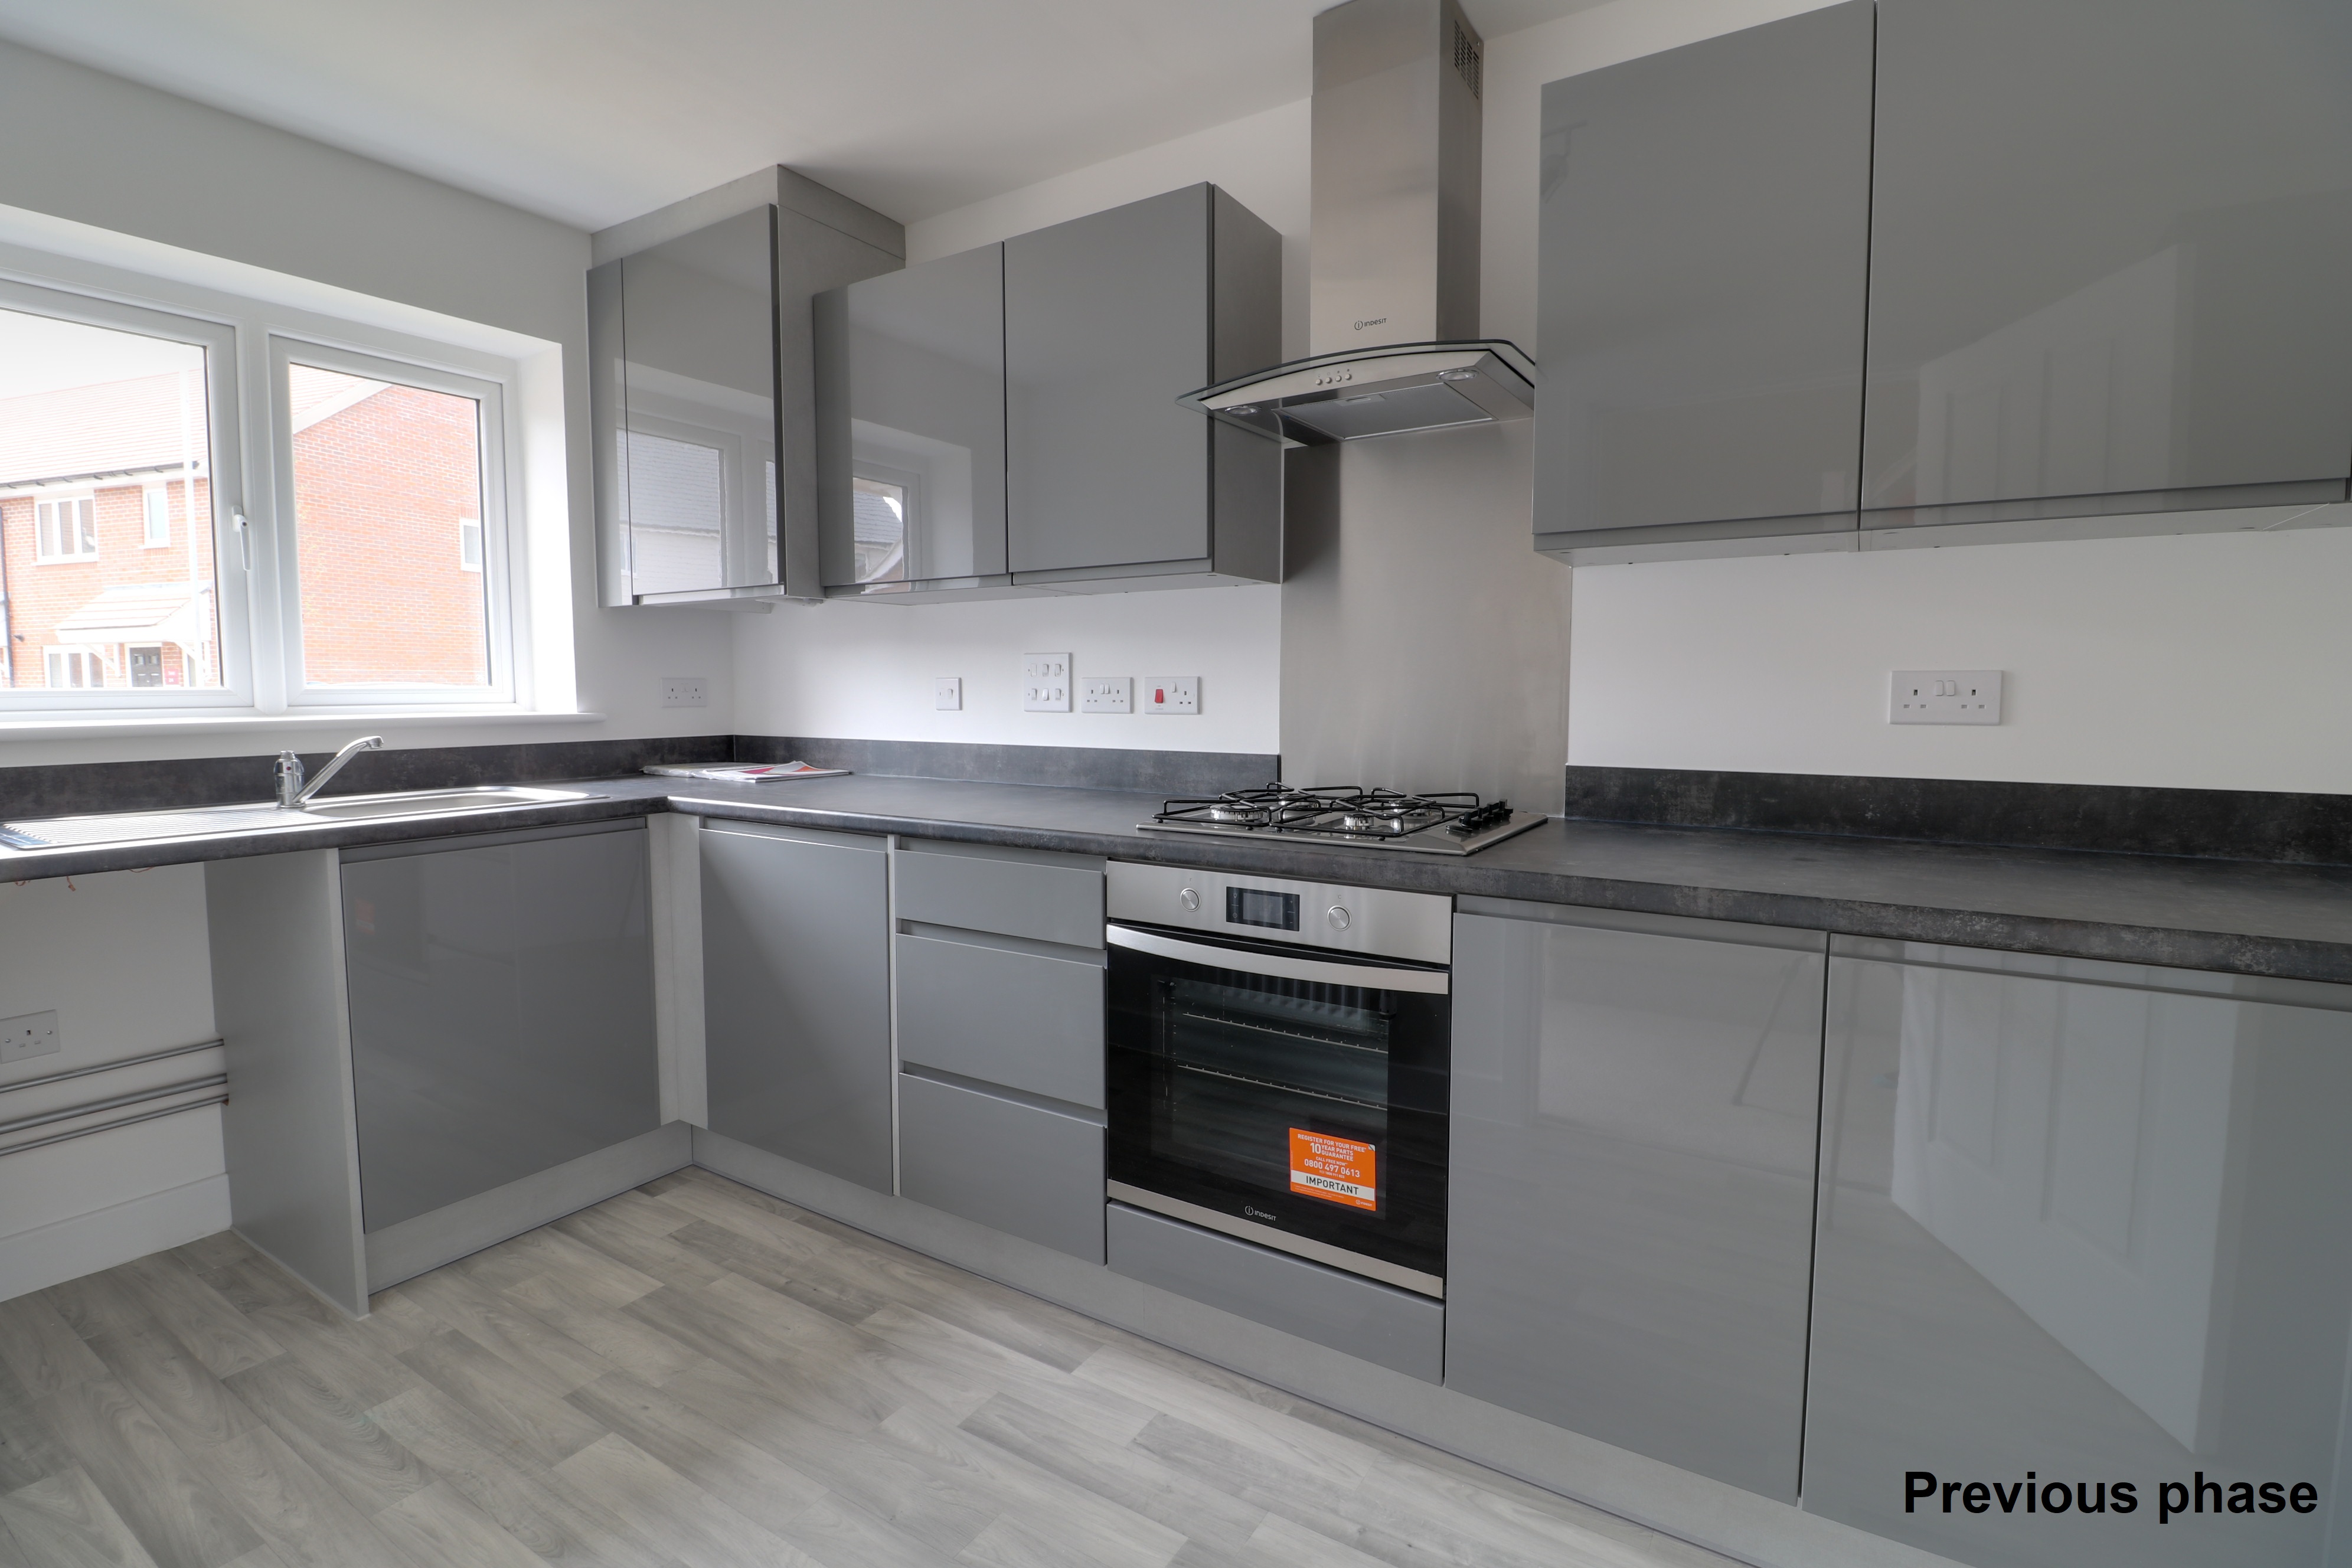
364;1121;692;1292
0;1172;229;1304
687;1128;1956;1568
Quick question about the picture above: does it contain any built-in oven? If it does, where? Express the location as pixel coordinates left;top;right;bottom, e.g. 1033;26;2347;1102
1105;861;1452;1298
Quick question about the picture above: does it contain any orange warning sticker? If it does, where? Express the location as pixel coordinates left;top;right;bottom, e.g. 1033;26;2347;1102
1289;1128;1377;1210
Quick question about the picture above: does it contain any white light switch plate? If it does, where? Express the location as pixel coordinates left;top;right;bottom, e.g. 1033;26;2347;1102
1891;669;2002;724
1081;677;1132;714
660;676;707;709
935;677;962;711
1023;653;1071;713
1142;677;1199;715
0;1011;60;1065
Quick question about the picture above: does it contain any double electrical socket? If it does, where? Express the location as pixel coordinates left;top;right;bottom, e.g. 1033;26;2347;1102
659;676;708;710
0;1011;60;1065
1890;669;2002;725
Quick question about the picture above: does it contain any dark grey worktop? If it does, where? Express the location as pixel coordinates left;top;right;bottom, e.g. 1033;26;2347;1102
6;771;2349;985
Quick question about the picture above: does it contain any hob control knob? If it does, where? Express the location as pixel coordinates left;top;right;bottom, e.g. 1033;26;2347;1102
1328;906;1351;931
1180;888;1200;911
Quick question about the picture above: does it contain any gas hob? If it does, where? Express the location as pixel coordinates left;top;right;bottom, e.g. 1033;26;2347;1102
1138;785;1546;857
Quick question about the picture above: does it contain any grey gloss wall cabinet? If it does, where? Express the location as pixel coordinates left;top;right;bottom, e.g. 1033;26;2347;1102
1862;0;2352;530
1805;940;2352;1568
1536;0;2352;564
340;822;659;1234
1446;899;1826;1502
590;169;904;605
701;822;893;1191
1534;0;1875;557
815;243;1007;596
1004;184;1284;589
893;839;1108;1262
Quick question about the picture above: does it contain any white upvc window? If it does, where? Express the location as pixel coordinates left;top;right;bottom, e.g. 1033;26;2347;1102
35;495;99;561
0;262;544;720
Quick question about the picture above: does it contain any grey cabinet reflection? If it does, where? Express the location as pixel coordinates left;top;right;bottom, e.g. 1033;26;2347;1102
1808;943;2352;1568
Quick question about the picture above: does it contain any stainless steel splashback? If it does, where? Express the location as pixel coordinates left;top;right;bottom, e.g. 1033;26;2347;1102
1309;0;1484;355
1279;420;1572;815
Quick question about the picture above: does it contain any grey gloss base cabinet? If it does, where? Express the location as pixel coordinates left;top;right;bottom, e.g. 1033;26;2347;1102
1445;899;1827;1502
341;822;661;1237
892;839;1108;1263
1536;0;2352;566
1807;939;2352;1568
701;822;894;1193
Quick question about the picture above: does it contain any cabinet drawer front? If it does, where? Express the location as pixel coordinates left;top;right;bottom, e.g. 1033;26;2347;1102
1108;1203;1442;1383
896;934;1103;1109
898;1073;1104;1263
894;841;1103;949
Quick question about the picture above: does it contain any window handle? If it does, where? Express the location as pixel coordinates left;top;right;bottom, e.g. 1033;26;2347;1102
232;510;253;571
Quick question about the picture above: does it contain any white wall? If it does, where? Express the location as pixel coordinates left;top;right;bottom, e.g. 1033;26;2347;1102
731;99;1311;757
1479;0;2352;792
0;37;737;766
0;866;226;1301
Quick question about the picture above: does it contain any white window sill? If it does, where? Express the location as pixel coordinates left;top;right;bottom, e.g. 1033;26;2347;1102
0;708;610;743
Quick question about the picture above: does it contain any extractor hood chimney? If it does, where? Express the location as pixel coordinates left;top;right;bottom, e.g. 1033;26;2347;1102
1181;0;1533;444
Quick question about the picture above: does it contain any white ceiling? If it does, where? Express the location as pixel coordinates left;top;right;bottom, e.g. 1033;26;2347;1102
0;0;1604;235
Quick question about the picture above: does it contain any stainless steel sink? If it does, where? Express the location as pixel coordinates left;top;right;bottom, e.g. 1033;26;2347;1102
294;786;590;821
0;786;598;850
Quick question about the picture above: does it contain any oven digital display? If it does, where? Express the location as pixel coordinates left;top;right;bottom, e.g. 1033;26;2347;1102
1225;887;1300;931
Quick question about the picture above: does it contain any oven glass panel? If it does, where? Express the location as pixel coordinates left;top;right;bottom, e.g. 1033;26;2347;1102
1157;976;1393;1207
1108;930;1450;1283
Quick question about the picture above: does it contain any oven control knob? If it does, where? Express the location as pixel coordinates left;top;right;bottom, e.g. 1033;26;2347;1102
1327;905;1351;931
1180;888;1200;911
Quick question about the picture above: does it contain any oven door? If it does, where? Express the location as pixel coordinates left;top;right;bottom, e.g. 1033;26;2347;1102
1106;922;1449;1296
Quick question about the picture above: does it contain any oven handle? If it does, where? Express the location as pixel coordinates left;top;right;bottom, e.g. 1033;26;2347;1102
1106;923;1450;995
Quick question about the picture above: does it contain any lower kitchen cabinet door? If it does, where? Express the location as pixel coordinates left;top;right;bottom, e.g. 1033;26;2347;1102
1445;900;1825;1502
1807;940;2352;1568
701;822;893;1191
341;821;659;1233
899;1071;1105;1262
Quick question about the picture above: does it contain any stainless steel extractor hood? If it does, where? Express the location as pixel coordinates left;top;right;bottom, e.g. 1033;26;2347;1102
1181;0;1534;445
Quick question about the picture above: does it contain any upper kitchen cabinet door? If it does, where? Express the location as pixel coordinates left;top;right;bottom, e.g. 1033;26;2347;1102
1446;901;1826;1502
816;243;1007;595
1533;1;1874;557
604;206;782;598
1005;184;1282;584
1806;941;2352;1568
1862;0;2352;527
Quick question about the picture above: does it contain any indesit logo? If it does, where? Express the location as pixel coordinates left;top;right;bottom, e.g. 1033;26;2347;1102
1353;316;1387;331
1244;1207;1279;1224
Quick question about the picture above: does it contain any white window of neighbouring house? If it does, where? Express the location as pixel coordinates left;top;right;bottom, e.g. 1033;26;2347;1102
142;484;171;546
33;495;98;561
43;646;103;688
458;517;482;572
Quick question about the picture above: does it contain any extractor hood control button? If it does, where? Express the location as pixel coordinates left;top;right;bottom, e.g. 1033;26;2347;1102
1327;906;1351;931
1180;888;1200;911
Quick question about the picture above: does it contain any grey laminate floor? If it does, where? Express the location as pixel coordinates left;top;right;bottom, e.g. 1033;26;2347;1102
0;1167;1737;1568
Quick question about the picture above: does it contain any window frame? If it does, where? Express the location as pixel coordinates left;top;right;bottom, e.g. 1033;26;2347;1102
0;276;251;712
267;335;517;707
